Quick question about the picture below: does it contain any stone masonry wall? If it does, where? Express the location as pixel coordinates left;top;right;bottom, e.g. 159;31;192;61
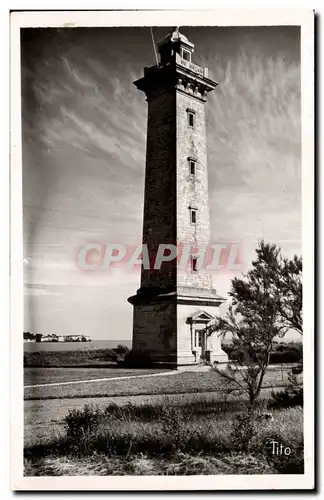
140;90;177;291
176;91;213;292
132;61;220;365
133;302;177;362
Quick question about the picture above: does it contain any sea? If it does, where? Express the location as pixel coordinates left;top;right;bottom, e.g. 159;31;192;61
23;340;133;352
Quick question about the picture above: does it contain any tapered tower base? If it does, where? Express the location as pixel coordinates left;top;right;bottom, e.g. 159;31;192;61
128;287;228;367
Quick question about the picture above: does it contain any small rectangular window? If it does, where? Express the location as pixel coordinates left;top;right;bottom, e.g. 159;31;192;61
188;112;194;127
186;108;196;128
191;210;196;224
192;257;198;272
182;49;191;62
189;160;196;175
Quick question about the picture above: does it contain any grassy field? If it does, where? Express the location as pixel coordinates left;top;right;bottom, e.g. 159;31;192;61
24;387;280;448
24;366;296;451
24;348;124;367
24;366;291;400
24;365;303;476
25;398;303;476
24;367;170;386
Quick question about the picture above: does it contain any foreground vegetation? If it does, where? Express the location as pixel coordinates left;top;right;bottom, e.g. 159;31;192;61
25;452;276;476
25;398;303;476
24;360;303;476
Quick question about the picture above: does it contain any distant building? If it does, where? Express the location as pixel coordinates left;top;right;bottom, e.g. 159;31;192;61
40;335;53;342
64;334;91;342
32;333;92;342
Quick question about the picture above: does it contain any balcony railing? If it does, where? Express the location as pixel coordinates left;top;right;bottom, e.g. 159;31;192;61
176;53;208;78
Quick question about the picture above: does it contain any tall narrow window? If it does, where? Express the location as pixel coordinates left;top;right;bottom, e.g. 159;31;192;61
191;209;197;224
188;158;196;176
187;108;196;128
194;330;204;348
192;257;198;272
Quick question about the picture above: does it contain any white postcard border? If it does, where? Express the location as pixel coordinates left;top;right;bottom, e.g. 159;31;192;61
10;9;314;491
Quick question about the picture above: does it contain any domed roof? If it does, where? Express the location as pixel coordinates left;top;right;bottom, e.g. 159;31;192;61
158;27;194;48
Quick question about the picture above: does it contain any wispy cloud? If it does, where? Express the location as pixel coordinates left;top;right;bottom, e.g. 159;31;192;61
205;47;301;262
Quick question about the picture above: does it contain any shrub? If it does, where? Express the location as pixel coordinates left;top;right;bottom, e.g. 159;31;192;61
270;386;303;409
270;371;303;408
56;399;233;458
230;407;258;451
222;342;303;365
115;344;130;355
272;343;302;364
64;404;104;454
269;350;301;364
123;349;154;368
159;405;197;452
291;362;303;375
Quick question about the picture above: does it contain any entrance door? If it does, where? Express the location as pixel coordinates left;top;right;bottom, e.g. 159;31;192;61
195;329;207;359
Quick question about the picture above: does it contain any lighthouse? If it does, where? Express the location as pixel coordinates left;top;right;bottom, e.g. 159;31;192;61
128;28;228;367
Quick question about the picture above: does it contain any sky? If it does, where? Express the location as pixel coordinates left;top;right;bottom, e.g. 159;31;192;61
21;26;301;340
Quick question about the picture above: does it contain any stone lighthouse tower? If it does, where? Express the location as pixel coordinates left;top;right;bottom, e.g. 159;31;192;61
128;28;228;366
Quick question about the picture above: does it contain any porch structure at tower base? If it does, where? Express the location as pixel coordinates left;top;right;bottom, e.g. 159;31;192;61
128;287;229;367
